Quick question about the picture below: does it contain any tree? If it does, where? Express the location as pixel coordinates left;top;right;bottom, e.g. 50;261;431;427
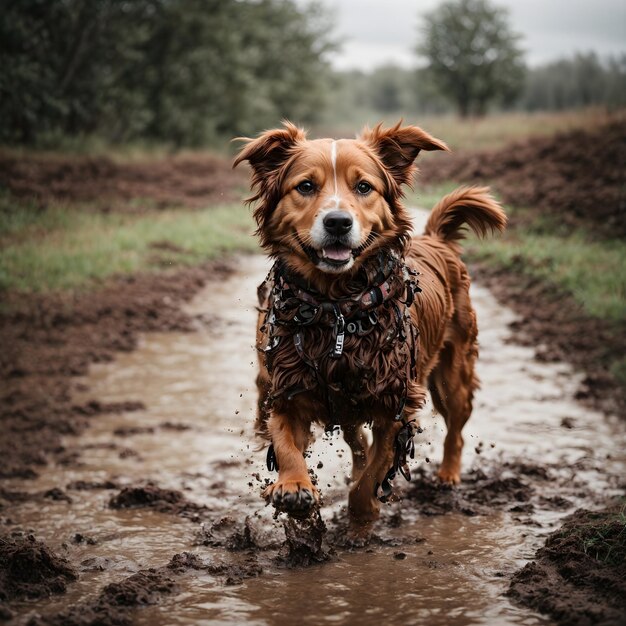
520;53;626;112
416;0;525;117
0;0;334;146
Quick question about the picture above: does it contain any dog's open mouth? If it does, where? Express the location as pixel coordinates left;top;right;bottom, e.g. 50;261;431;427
319;244;352;265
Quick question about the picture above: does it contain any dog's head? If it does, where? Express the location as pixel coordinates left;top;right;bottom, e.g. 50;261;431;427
234;121;448;279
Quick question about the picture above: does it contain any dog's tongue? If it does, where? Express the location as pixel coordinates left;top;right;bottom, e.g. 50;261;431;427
323;245;352;261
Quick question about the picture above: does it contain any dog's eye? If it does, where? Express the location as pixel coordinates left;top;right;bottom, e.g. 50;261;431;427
355;181;372;195
296;180;315;195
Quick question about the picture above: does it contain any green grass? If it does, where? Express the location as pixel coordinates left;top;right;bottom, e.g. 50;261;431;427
581;506;626;566
410;182;626;324
573;500;626;566
468;228;626;322
0;194;258;293
404;180;461;211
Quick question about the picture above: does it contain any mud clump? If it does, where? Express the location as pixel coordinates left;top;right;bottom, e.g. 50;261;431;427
112;425;155;437
405;462;536;517
420;118;626;239
66;480;119;491
278;509;331;567
0;152;246;211
30;552;263;625
507;499;626;625
108;483;208;521
29;569;179;626
0;533;77;618
195;516;280;551
167;551;263;586
402;457;599;524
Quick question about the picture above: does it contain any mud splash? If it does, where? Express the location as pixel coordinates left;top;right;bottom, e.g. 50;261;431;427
2;212;625;625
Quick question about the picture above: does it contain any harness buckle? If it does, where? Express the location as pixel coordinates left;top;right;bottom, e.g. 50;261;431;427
330;305;345;358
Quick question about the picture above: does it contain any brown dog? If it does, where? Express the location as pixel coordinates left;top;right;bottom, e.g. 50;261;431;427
234;121;506;539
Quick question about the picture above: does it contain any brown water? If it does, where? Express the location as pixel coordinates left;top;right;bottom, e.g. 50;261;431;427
6;212;626;625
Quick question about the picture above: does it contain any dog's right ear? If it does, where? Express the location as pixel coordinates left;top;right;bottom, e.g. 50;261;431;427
233;122;306;243
233;121;306;178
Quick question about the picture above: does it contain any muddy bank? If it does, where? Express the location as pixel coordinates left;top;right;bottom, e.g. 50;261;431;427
0;152;246;211
420;118;626;238
507;499;626;625
469;260;626;417
0;262;231;480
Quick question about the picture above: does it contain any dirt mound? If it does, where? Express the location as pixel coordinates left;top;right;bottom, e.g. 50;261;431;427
420;119;626;238
109;483;208;520
31;552;262;625
0;262;231;480
30;568;179;626
0;152;246;211
0;533;77;617
507;500;626;625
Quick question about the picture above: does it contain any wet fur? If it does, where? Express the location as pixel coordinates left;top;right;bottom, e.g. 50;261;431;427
235;122;506;537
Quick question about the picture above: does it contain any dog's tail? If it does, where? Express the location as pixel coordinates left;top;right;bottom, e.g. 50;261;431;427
424;186;507;243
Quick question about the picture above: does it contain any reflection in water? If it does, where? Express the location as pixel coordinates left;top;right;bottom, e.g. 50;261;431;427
7;212;625;625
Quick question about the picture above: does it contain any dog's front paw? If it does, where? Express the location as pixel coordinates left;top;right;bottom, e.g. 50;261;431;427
263;478;318;518
437;466;461;485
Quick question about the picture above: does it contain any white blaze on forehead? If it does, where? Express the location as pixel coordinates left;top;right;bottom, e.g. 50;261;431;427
309;138;361;255
331;140;338;194
329;140;340;209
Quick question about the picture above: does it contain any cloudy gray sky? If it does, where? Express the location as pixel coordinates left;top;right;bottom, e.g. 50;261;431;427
302;0;626;70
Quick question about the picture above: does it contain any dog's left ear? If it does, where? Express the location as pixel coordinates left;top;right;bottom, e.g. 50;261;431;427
360;122;449;186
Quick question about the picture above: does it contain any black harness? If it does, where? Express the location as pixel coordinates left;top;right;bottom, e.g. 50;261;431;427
260;251;422;501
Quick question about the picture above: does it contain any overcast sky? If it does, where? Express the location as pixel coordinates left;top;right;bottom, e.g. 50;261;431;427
301;0;626;70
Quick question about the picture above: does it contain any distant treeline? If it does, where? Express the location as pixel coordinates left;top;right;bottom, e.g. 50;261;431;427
0;0;333;146
327;53;626;121
1;0;624;147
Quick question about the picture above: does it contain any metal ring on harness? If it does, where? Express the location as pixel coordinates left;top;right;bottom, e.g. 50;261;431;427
266;444;279;472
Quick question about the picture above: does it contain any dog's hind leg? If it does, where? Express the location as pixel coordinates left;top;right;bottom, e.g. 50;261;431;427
428;338;478;485
263;411;318;517
342;424;369;483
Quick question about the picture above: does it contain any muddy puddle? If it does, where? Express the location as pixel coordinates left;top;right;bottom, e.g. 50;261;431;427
4;211;625;625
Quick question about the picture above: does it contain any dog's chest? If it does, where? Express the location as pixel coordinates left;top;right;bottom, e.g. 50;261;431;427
264;300;418;415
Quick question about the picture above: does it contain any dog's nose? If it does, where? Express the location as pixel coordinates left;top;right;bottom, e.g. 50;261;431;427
323;211;353;236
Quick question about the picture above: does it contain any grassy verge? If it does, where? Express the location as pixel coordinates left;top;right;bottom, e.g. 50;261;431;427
0;193;257;293
410;182;626;323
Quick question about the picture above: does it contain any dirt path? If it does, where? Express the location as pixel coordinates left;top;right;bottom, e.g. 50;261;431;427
3;212;625;625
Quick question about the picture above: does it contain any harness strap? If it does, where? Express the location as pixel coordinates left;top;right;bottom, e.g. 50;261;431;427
376;418;423;503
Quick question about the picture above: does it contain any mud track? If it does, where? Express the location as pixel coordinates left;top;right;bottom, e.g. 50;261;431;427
1;212;624;625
